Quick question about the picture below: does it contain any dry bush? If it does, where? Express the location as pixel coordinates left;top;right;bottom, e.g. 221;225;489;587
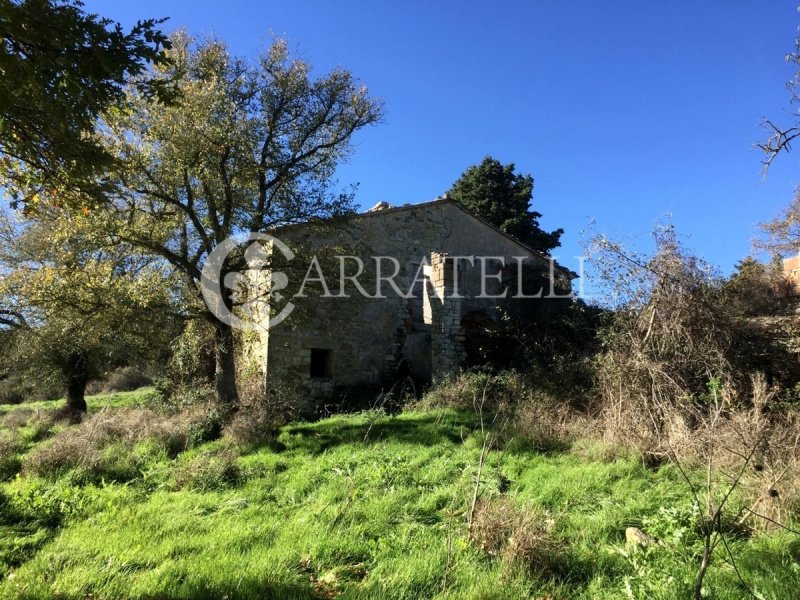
590;226;800;469
23;406;212;478
0;430;22;479
224;375;299;447
2;408;33;430
24;426;98;476
588;226;741;461
667;374;800;530
469;496;566;577
173;446;241;491
507;392;596;452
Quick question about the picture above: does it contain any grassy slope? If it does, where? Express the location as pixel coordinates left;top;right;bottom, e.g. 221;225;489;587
0;388;157;415
1;404;799;599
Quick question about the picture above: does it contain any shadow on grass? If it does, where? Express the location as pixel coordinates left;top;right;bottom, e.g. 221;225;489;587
0;524;54;583
278;410;479;455
143;580;319;600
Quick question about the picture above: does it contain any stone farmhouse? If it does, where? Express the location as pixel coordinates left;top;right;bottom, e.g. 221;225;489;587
244;197;575;404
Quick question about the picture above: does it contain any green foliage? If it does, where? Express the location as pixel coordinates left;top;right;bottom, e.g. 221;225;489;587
0;209;180;409
448;156;563;253
87;31;383;405
3;478;92;527
0;0;172;208
640;501;702;547
163;320;216;387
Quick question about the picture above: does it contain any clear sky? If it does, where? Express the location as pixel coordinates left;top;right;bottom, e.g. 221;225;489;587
86;0;800;285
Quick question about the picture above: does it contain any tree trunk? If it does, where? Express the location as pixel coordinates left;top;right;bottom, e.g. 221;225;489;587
693;539;712;600
214;320;239;410
65;367;89;412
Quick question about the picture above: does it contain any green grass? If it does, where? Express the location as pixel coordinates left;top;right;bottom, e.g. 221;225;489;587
0;387;157;415
1;406;799;599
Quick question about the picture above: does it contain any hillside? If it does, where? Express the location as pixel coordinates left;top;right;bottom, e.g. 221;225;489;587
1;391;799;599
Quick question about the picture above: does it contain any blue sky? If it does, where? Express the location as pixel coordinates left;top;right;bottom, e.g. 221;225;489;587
88;0;800;285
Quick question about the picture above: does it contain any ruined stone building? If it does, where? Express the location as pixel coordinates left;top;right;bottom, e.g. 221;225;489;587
244;198;574;403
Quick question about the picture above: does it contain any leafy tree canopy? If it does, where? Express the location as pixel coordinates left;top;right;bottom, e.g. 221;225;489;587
0;0;172;209
90;32;383;406
0;207;180;411
447;156;563;254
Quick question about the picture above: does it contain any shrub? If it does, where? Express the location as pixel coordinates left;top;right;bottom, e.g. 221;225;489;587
2;408;33;430
588;226;741;459
0;430;22;480
469;497;567;577
23;406;210;481
507;392;592;452
590;225;800;462
152;382;216;413
173;447;241;491
223;379;298;448
102;365;153;393
223;406;278;448
23;424;100;479
166;320;216;386
416;370;526;413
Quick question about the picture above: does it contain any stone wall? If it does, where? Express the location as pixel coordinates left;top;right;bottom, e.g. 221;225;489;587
244;199;559;406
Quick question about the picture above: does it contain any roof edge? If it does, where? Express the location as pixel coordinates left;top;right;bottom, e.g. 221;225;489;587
271;198;579;280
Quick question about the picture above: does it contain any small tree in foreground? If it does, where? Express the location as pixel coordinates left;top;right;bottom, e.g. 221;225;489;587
0;208;179;411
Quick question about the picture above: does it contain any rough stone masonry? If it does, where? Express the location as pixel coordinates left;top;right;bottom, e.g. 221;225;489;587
240;197;574;408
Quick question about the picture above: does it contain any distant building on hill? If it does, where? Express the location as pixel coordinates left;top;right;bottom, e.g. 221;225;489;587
783;254;800;296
